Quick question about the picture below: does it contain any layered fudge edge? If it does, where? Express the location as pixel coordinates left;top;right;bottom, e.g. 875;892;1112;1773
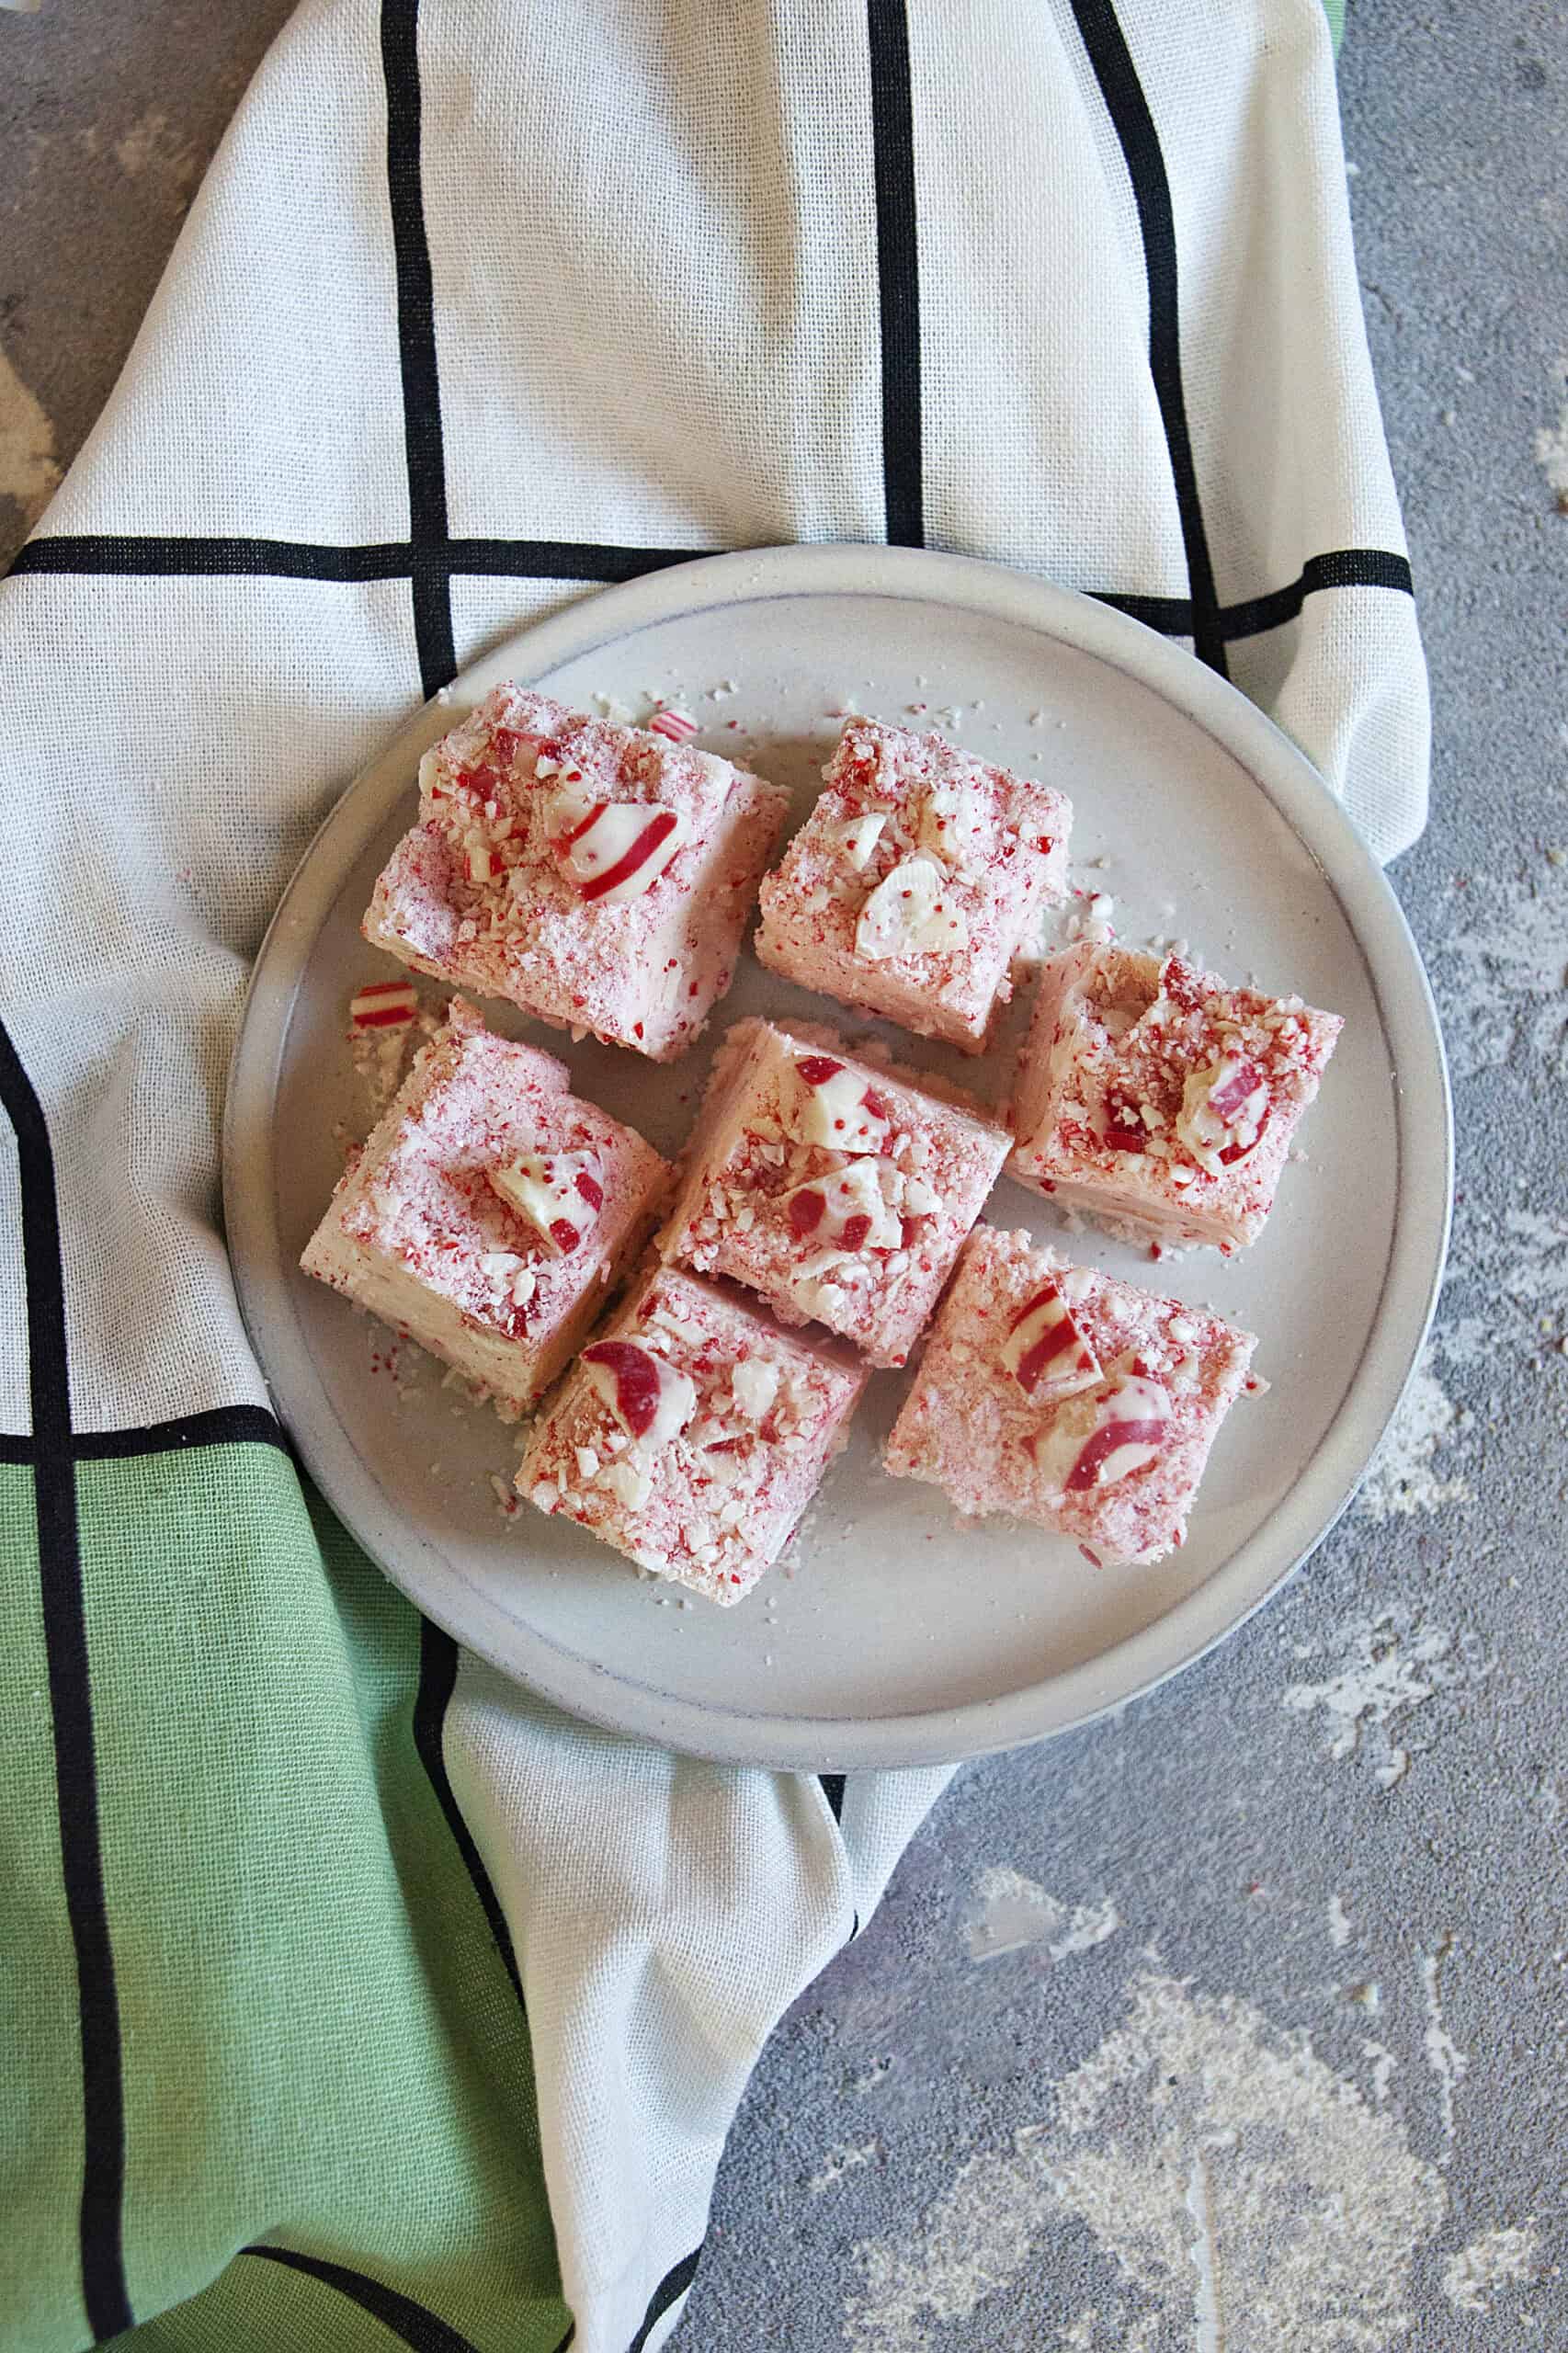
1008;940;1343;1252
883;1224;1258;1566
363;686;790;1062
301;998;671;1415
755;713;1074;1054
657;1016;1013;1369
517;1263;869;1605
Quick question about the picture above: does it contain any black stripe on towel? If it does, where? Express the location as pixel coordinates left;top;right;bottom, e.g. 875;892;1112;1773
1066;0;1227;677
380;0;457;699
7;535;416;582
75;1405;290;1460
412;1618;527;2007
1221;547;1415;641
865;0;925;547
244;2246;484;2353
627;2247;703;2353
6;535;1415;645
0;1018;131;2342
0;1406;290;1465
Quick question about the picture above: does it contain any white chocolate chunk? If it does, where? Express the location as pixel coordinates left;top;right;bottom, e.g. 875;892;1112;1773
855;856;970;961
732;1359;780;1420
598;1456;653;1510
916;781;985;867
1030;1372;1172;1493
784;1057;891;1154
782;1157;902;1252
835;812;887;869
1176;1054;1269;1176
582;1343;697;1451
488;1150;603;1254
543;776;598;836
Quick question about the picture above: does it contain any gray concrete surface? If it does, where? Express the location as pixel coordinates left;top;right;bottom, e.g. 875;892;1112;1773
4;1;1564;2346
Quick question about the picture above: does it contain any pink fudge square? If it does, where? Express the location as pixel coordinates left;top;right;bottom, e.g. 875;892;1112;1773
517;1263;868;1605
658;1018;1011;1369
301;1000;669;1414
364;686;789;1061
1009;943;1343;1252
884;1225;1258;1566
755;715;1072;1052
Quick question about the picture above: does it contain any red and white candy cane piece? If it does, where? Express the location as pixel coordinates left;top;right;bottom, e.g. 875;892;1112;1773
1176;1053;1269;1175
1000;1278;1103;1400
350;981;418;1030
781;1158;901;1255
1060;1372;1172;1491
648;707;699;744
487;1152;604;1255
783;1054;891;1154
560;801;690;903
582;1339;696;1449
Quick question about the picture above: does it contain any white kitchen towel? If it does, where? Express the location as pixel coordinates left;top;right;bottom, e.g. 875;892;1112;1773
0;2;1425;2348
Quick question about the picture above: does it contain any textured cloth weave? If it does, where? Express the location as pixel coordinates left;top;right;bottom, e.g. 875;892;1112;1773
0;3;1425;2348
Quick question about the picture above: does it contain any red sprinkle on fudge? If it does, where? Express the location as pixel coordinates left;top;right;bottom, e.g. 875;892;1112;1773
517;1263;868;1604
657;1017;1011;1368
754;715;1073;1053
363;687;790;1062
1009;942;1342;1251
301;999;669;1414
884;1225;1258;1566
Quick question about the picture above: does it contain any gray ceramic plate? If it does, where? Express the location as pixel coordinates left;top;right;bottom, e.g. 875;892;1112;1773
223;544;1449;1769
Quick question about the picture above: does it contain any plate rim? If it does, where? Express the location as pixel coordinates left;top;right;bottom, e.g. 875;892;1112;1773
223;542;1451;1769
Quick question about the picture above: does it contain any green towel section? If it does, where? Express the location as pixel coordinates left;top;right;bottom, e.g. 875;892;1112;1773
1;1440;567;2353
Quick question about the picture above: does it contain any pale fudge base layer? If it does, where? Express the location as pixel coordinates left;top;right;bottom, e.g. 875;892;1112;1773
658;1017;1012;1368
755;715;1072;1054
884;1225;1257;1566
1009;942;1343;1251
364;687;789;1061
301;1000;669;1414
517;1264;868;1604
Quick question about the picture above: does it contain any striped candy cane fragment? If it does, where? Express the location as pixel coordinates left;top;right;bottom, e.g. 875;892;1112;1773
1059;1372;1172;1490
559;802;691;903
648;706;699;744
349;981;419;1031
1000;1276;1103;1400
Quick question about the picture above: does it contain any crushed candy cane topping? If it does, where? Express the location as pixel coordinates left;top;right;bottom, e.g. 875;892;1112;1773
487;1151;604;1255
855;856;969;961
999;1278;1103;1400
